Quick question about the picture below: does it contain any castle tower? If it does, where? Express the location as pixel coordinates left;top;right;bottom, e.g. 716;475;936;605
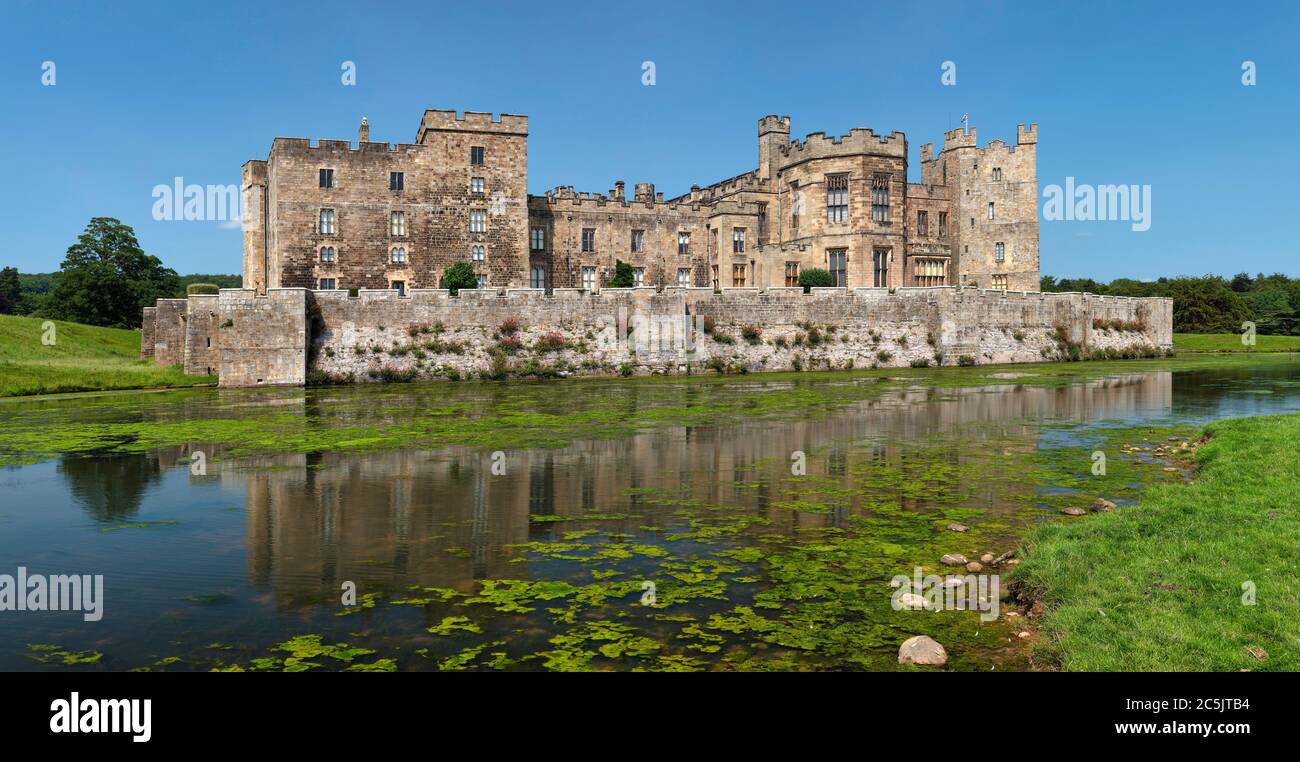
757;115;790;180
241;160;268;293
358;116;369;144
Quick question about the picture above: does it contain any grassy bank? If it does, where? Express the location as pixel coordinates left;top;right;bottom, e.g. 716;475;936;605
1013;413;1300;671
0;314;214;397
1175;332;1300;352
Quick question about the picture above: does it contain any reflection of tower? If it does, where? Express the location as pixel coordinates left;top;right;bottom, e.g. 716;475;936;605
470;466;488;580
59;455;163;523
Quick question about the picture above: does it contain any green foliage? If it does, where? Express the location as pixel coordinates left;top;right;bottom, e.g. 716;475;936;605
0;267;20;314
797;268;834;293
1043;272;1281;334
439;262;479;295
609;260;636;288
186;283;220;295
45;217;180;328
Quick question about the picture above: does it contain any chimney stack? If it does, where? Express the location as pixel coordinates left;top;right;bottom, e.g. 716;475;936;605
358;116;370;144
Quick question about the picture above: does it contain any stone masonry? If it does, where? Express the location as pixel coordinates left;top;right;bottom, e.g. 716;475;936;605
142;105;1171;388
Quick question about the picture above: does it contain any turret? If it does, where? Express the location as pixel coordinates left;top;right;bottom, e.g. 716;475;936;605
757;115;791;180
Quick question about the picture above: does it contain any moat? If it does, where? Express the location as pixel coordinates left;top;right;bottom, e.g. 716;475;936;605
2;354;1297;671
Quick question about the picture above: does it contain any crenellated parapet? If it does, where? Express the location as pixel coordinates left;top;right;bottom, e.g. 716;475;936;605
416;109;528;141
782;128;907;162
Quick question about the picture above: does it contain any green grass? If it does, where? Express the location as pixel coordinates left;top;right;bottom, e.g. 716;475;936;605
1013;413;1300;671
0;314;214;397
1174;332;1300;352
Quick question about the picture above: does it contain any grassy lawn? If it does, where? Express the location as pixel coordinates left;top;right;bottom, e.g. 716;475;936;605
0;314;214;397
1013;413;1300;671
1175;332;1300;352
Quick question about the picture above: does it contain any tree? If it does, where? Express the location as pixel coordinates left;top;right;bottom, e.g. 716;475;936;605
439;262;478;295
46;218;179;327
609;260;636;288
797;268;835;293
0;267;19;314
1166;277;1251;334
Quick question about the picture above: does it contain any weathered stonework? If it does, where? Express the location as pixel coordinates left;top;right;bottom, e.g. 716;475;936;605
141;104;1174;388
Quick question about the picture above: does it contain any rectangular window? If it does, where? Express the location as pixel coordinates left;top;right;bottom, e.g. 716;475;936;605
389;172;404;191
732;228;746;253
827;248;847;287
581;267;597;290
938;211;947;239
390;246;407;264
530;266;546;289
790;182;800;230
631;230;644;253
872;248;890;287
471;244;485;262
871;174;890;223
470;209;487;233
678;232;690;256
319;168;334;188
318;278;336;290
582;228;596;252
917;210;928;237
677;268;689;287
391;280;406;296
319;209;335;235
470;146;485;165
992;274;1008;290
914;258;947;287
995;242;1005;263
711;265;719;290
477;273;489;288
826;174;848;223
757;202;768;241
988;202;995;220
319;246;336;263
470;176;485;194
531;227;546;251
731;264;746;287
634;268;645;287
784;261;800;287
390;211;405;237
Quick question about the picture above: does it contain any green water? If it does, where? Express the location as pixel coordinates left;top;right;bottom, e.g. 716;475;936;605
1;354;1298;671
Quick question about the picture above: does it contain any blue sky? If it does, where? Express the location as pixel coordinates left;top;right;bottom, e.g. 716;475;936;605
2;0;1297;280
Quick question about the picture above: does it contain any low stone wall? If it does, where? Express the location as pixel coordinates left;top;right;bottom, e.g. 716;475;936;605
152;299;188;367
141;286;1172;387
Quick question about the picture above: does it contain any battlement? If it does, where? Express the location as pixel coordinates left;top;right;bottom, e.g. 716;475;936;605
782;128;906;161
268;137;425;157
758;115;791;135
416;109;529;141
533;186;704;214
943;126;977;149
1017;123;1038;145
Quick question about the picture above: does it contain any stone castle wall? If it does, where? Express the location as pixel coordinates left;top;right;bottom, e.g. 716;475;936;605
142;287;1170;388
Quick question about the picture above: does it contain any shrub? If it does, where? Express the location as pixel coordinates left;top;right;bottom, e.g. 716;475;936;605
609;260;636;288
534;332;568;353
741;325;763;344
876;350;893;363
957;354;976;367
619;362;636;377
439;262;478;295
498;318;521;336
910;358;931;368
1012;330;1026;342
497;335;523;353
186;283;219;296
932;352;945;366
797;268;835;293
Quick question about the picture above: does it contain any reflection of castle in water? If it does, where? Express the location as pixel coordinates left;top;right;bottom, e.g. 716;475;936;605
200;372;1172;609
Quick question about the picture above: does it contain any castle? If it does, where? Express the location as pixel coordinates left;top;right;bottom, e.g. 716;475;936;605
141;108;1171;388
242;110;1040;295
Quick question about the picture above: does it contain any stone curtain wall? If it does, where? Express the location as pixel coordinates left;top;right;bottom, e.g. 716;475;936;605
143;287;1171;387
301;287;1171;384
